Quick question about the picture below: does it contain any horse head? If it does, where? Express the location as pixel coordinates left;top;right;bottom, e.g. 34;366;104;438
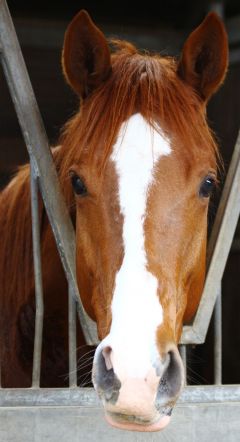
61;10;228;431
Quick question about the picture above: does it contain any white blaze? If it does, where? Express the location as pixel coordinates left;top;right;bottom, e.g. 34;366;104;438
105;114;171;379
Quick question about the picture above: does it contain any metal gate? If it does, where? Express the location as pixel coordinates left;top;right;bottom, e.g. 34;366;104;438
0;0;240;440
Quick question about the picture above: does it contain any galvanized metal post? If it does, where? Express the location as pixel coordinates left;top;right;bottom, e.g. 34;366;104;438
30;162;44;388
179;345;187;385
214;283;222;385
68;288;77;387
207;1;224;18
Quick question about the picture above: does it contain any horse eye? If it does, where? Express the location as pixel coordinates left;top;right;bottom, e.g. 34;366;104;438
199;176;216;198
70;173;88;196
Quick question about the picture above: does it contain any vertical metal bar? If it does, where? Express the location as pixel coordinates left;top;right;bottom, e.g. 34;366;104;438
179;345;187;385
68;286;77;387
30;162;44;387
0;349;2;387
207;1;224;18
214;283;222;385
209;6;224;380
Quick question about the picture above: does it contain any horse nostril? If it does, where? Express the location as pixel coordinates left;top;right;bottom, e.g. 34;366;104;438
156;348;184;408
94;346;121;404
102;346;113;371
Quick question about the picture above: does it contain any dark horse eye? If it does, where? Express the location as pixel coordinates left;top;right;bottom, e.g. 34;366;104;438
70;173;88;196
199;176;216;198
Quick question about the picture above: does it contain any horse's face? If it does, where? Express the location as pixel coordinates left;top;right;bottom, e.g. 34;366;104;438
62;11;228;431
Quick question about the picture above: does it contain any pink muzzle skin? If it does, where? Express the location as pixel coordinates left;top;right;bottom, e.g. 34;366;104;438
103;374;171;432
93;343;183;433
105;413;171;432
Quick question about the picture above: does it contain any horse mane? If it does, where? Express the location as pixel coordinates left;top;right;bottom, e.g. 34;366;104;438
59;39;219;204
0;165;34;370
0;148;65;373
0;166;33;305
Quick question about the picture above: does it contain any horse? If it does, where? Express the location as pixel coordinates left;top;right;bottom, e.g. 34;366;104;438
0;9;228;432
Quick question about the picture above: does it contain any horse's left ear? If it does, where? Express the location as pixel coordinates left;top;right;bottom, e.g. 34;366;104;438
178;12;228;102
62;10;111;98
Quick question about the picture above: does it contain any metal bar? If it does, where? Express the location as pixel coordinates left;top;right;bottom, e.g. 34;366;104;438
1;405;240;442
0;0;98;345
206;145;240;268
214;284;222;385
179;345;187;385
1;385;240;407
181;129;240;344
68;287;77;387
30;162;44;387
207;1;224;18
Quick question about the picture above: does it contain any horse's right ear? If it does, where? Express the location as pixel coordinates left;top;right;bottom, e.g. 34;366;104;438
62;10;111;98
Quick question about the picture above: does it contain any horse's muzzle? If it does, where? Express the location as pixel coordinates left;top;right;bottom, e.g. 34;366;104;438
92;343;184;432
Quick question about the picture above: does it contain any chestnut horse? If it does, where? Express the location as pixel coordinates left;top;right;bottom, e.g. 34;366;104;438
0;10;228;432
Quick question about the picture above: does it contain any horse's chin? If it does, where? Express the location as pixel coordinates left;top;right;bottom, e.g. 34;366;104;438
105;412;171;432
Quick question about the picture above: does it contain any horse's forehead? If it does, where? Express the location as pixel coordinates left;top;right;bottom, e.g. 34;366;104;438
109;113;171;262
110;113;171;174
108;114;172;237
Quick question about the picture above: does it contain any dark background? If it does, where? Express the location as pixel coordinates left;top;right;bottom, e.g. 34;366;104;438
0;0;240;385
